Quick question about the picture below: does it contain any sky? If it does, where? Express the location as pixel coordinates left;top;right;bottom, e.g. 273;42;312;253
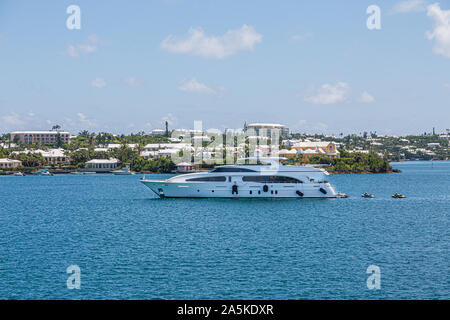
0;0;449;136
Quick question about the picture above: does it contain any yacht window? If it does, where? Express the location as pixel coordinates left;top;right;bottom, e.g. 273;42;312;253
210;167;257;173
186;176;227;182
242;176;303;184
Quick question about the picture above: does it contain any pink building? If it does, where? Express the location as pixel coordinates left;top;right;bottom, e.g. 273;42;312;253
10;131;70;144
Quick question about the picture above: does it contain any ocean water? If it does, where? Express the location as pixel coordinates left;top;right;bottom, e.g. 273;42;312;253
0;161;448;300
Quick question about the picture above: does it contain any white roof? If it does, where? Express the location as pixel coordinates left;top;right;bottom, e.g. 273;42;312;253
140;151;157;156
158;149;178;154
192;136;211;140
247;123;286;128
0;158;22;163
11;131;69;135
107;144;122;149
293;141;333;148
33;148;66;157
0;143;17;148
301;149;319;154
278;149;297;154
145;143;190;149
86;158;119;164
176;162;193;166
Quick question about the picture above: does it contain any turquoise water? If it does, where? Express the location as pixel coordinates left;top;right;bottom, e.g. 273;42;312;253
0;161;448;299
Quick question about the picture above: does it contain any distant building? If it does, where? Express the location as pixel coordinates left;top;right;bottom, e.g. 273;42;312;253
10;148;69;165
176;162;194;173
0;158;22;169
144;143;191;151
157;149;179;158
35;148;69;165
192;136;211;144
427;143;441;148
292;141;340;161
10;131;70;144
245;123;289;138
149;129;165;136
277;149;297;158
84;158;119;172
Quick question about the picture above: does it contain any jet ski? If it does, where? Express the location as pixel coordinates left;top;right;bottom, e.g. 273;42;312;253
392;193;406;198
361;192;375;198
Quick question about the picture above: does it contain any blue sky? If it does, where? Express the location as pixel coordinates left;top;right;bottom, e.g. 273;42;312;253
0;0;449;135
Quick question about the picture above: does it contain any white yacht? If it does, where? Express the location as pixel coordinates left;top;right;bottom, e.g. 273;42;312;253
140;158;339;199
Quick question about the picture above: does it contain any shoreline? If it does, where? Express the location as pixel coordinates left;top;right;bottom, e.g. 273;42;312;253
0;169;403;175
328;169;402;174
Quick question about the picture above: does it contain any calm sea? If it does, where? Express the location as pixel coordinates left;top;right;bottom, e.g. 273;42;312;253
0;161;448;299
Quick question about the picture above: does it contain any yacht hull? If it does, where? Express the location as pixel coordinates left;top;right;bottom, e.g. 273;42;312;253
140;180;337;199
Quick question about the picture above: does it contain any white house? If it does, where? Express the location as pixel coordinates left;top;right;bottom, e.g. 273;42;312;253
277;149;297;158
0;158;22;169
157;149;179;158
144;143;190;151
34;148;69;165
84;158;119;172
150;129;165;136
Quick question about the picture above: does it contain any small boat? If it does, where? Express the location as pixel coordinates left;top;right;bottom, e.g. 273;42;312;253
336;192;348;198
362;192;375;198
14;172;25;176
392;193;406;198
112;164;135;175
32;170;53;176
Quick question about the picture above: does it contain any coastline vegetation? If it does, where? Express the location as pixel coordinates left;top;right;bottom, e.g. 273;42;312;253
1;129;448;174
297;150;395;173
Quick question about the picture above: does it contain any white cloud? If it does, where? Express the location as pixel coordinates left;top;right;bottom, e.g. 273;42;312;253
87;34;99;44
65;34;101;58
161;25;262;59
1;113;24;125
426;3;450;58
178;78;216;94
77;113;97;127
314;122;329;131
162;113;177;127
290;120;329;133
0;111;100;132
357;91;376;103
304;82;350;104
390;0;427;14
291;32;313;42
290;119;308;130
123;76;143;87
90;78;107;88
